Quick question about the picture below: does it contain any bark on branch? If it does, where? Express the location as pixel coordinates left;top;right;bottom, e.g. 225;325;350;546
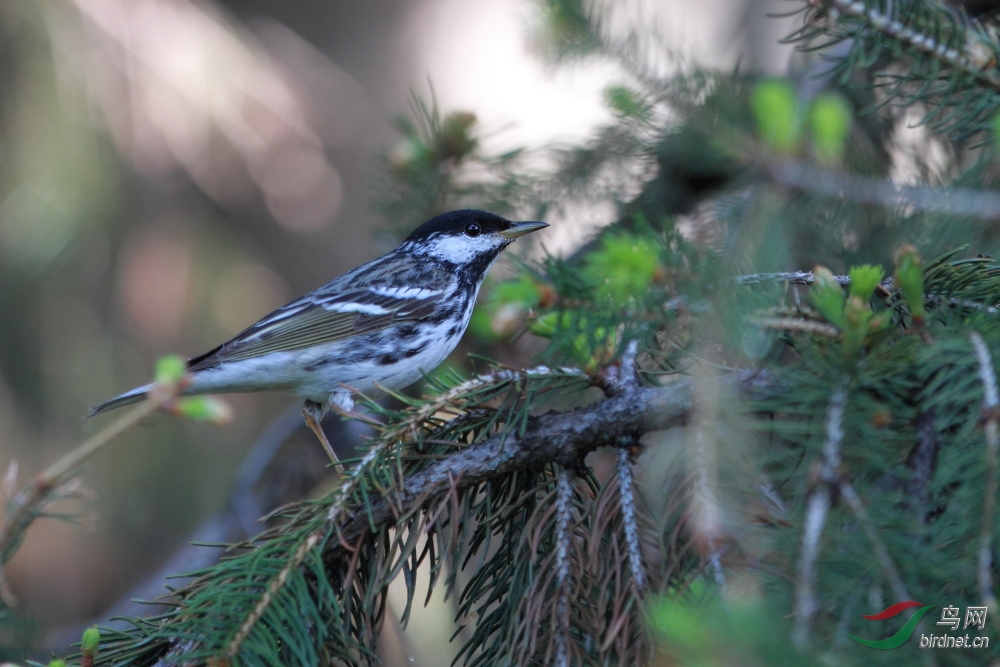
335;368;778;545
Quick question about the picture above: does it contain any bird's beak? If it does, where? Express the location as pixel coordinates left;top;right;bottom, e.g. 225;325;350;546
499;220;549;239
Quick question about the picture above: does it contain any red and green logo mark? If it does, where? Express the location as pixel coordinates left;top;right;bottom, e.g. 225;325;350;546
845;601;935;649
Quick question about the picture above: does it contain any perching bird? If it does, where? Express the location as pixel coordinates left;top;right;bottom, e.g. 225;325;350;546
89;210;548;463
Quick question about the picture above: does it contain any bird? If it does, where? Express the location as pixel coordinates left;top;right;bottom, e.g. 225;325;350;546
89;209;548;465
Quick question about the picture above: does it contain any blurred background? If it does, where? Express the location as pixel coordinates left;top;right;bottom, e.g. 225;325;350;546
0;0;793;661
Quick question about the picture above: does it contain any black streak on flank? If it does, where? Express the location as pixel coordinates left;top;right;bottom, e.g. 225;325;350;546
303;357;334;372
378;352;401;366
397;324;420;340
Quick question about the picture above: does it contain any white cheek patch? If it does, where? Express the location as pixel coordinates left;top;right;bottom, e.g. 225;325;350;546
419;234;504;263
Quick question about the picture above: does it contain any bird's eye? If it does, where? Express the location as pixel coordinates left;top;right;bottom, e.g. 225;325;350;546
464;222;482;237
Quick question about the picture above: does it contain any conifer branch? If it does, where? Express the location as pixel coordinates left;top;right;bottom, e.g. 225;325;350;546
754;317;841;338
333;371;776;550
0;385;176;606
225;431;392;659
790;0;1000;138
226;531;324;657
905;408;939;522
793;381;847;649
820;0;1000;91
615;445;645;593
514;467;584;666
737;271;848;286
597;340;641;394
767;159;1000;220
687;371;729;594
837;480;909;602
553;468;574;667
379;366;589;443
126;368;777;667
970;331;999;609
690;424;726;592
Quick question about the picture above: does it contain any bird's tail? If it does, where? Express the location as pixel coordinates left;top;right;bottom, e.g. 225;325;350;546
87;384;154;418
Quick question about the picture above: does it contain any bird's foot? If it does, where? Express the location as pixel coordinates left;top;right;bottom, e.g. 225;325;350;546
302;400;344;475
328;390;382;427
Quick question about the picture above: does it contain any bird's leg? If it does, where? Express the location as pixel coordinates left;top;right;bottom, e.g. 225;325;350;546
302;400;344;475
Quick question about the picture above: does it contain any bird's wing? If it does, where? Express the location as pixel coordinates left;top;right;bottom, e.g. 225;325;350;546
187;287;442;371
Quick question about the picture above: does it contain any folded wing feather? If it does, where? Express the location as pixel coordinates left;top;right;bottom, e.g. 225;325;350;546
187;288;442;371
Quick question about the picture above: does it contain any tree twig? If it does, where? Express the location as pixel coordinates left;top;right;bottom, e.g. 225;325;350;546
905;408;939;523
970;332;999;609
793;381;847;649
325;370;777;550
838;480;909;603
819;0;1000;92
736;271;849;286
615;445;644;593
47;403;355;652
598;340;640;394
0;396;169;606
553;468;573;667
769;159;1000;221
738;271;1000;318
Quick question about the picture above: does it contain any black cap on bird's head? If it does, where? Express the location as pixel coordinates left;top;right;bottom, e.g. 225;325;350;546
400;209;548;268
404;209;547;243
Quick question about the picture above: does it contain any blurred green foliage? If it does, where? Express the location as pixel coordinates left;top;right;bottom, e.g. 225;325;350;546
582;231;662;304
808;94;853;164
751;80;801;154
649;593;820;667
